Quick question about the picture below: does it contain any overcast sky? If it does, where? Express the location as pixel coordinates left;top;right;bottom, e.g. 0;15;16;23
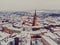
0;0;60;11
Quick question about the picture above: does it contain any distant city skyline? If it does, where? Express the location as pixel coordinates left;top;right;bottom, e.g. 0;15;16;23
0;0;60;11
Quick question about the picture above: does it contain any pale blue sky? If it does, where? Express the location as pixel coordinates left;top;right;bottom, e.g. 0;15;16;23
0;0;60;11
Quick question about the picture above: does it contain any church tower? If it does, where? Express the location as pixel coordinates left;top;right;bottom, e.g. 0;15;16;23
32;10;38;26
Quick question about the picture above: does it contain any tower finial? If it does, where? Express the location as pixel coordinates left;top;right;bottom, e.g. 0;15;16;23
35;10;36;16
